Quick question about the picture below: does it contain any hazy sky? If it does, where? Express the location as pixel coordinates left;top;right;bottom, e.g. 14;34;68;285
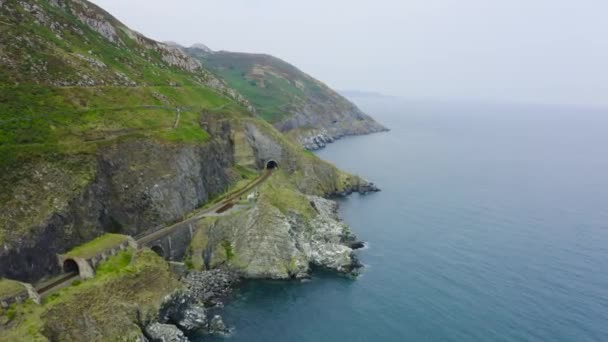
91;0;608;107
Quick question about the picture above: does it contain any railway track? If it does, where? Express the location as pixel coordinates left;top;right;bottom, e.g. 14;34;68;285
33;169;272;298
36;272;79;296
136;169;272;246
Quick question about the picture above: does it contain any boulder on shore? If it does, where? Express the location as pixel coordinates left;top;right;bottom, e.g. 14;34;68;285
145;322;189;342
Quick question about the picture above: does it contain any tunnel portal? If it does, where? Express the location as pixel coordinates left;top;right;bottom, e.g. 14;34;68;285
266;160;279;170
63;259;79;274
151;245;165;258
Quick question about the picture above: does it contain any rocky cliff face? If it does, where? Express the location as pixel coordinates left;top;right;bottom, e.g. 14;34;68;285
0;0;383;339
0;113;371;283
1;0;379;280
192;193;363;279
0;120;236;282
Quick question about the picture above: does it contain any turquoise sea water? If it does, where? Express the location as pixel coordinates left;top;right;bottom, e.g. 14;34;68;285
207;99;608;342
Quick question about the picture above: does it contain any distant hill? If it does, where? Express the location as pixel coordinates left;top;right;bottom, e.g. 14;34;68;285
188;47;387;149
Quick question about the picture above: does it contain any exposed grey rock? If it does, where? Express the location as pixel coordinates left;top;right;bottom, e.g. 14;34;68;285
158;44;202;72
176;305;207;333
196;51;388;149
327;180;381;197
278;101;388;150
73;53;107;69
145;323;189;342
244;123;285;169
348;241;366;250
301;196;362;274
208;315;229;335
73;2;120;44
197;195;364;279
1;121;235;282
159;291;207;333
182;269;239;306
300;131;336;150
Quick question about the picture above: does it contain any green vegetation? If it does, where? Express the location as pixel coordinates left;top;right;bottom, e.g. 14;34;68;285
0;250;178;341
259;170;317;222
0;0;250;180
94;250;133;276
201;52;329;123
0;279;25;298
0;0;370;338
241;117;361;196
65;234;129;259
234;164;259;180
187;218;216;271
221;240;235;262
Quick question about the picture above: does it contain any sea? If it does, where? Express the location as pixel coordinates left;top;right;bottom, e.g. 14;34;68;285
205;98;608;342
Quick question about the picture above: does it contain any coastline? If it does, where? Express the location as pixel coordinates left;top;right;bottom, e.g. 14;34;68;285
150;182;382;341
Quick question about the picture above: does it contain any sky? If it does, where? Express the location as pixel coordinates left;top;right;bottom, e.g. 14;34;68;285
90;0;608;108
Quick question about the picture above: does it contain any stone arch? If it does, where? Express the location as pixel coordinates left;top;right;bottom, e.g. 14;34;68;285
63;259;79;274
57;256;95;279
265;160;279;170
151;245;165;258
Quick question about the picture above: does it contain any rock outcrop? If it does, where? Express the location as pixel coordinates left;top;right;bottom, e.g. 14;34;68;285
182;269;239;306
153;286;232;338
299;131;335;150
208;315;229;335
159;291;208;334
191;186;364;279
145;323;189;342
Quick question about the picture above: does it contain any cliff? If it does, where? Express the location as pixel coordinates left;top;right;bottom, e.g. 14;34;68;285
0;0;381;339
0;0;373;283
189;48;388;149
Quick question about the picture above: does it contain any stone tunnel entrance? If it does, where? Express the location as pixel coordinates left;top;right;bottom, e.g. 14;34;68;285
266;160;279;170
63;259;79;274
151;245;165;258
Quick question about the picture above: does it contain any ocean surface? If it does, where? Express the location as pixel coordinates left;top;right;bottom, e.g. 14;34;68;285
207;99;608;342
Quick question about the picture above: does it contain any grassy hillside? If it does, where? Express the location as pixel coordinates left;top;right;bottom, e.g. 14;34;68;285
193;49;387;141
196;52;326;123
0;0;250;175
0;249;178;341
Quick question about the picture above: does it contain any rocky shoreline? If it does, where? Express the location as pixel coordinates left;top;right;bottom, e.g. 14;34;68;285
144;185;379;341
299;128;389;151
327;181;382;197
142;269;238;341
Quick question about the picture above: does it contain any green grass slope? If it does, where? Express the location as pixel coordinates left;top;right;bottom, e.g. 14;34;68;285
191;48;387;139
0;0;251;176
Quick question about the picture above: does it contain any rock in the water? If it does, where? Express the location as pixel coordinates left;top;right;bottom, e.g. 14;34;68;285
208;315;229;335
176;305;207;333
145;323;189;342
348;241;366;250
159;291;207;333
357;181;381;195
300;132;333;150
327;180;381;197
